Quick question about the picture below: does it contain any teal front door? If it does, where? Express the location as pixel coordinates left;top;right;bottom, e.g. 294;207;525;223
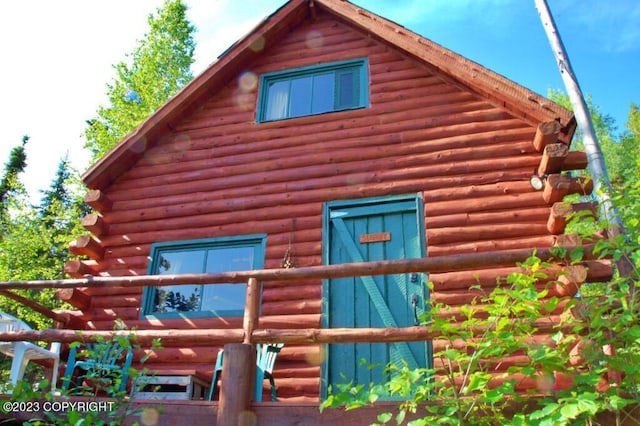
323;195;431;397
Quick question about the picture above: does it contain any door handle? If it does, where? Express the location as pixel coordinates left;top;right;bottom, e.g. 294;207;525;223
411;294;420;325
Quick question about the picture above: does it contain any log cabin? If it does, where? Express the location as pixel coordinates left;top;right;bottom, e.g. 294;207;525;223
56;0;612;412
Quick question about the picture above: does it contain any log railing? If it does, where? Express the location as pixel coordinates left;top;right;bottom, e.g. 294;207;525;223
0;245;590;425
0;246;569;291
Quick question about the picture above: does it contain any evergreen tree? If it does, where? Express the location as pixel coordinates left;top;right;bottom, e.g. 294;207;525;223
37;156;88;261
38;156;72;216
84;0;195;161
37;155;89;228
0;135;29;223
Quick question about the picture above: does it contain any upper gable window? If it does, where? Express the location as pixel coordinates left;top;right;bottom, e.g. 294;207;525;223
141;234;266;319
257;58;369;122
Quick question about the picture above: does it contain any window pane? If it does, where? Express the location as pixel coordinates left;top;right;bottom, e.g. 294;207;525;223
312;73;334;114
153;250;204;313
265;80;290;121
289;76;312;118
338;71;355;107
259;59;367;122
201;246;254;312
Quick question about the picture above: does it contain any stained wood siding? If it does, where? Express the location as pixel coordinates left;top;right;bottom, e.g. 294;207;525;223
75;10;572;401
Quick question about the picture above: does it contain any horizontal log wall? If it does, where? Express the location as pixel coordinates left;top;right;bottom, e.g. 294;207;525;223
70;11;592;401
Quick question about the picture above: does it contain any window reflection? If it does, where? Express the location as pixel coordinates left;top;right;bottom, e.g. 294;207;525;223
311;72;334;114
150;244;257;316
154;251;204;313
289;76;312;117
202;247;253;312
338;71;354;107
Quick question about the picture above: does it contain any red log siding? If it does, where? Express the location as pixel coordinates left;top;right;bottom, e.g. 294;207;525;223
77;11;573;401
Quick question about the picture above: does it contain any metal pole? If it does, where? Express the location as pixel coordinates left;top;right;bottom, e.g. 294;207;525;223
534;0;624;233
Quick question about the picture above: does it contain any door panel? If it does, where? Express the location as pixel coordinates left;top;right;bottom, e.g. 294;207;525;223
325;196;430;396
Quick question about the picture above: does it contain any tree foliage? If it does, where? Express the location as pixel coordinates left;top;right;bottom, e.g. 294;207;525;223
547;90;639;191
0;157;86;330
83;0;196;162
0;135;29;223
616;103;640;186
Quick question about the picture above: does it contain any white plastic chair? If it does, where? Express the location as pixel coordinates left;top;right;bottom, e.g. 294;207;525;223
0;312;61;393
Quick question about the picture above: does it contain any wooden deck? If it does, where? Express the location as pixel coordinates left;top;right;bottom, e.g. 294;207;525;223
1;397;635;425
129;400;415;426
0;397;419;425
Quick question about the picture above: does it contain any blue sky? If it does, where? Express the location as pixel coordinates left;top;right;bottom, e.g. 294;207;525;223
1;0;638;203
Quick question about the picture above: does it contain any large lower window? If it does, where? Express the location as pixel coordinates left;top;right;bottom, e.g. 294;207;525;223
257;58;368;122
141;235;266;318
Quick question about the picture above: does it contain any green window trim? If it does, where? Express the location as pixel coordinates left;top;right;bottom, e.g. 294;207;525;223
140;234;266;320
257;58;369;123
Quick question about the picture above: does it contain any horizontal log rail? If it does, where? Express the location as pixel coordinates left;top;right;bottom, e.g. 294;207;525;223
0;245;593;346
0;245;588;291
0;328;245;345
0;321;579;346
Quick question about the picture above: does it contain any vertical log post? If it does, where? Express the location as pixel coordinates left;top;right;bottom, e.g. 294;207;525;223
243;277;260;345
217;278;260;425
216;343;256;426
